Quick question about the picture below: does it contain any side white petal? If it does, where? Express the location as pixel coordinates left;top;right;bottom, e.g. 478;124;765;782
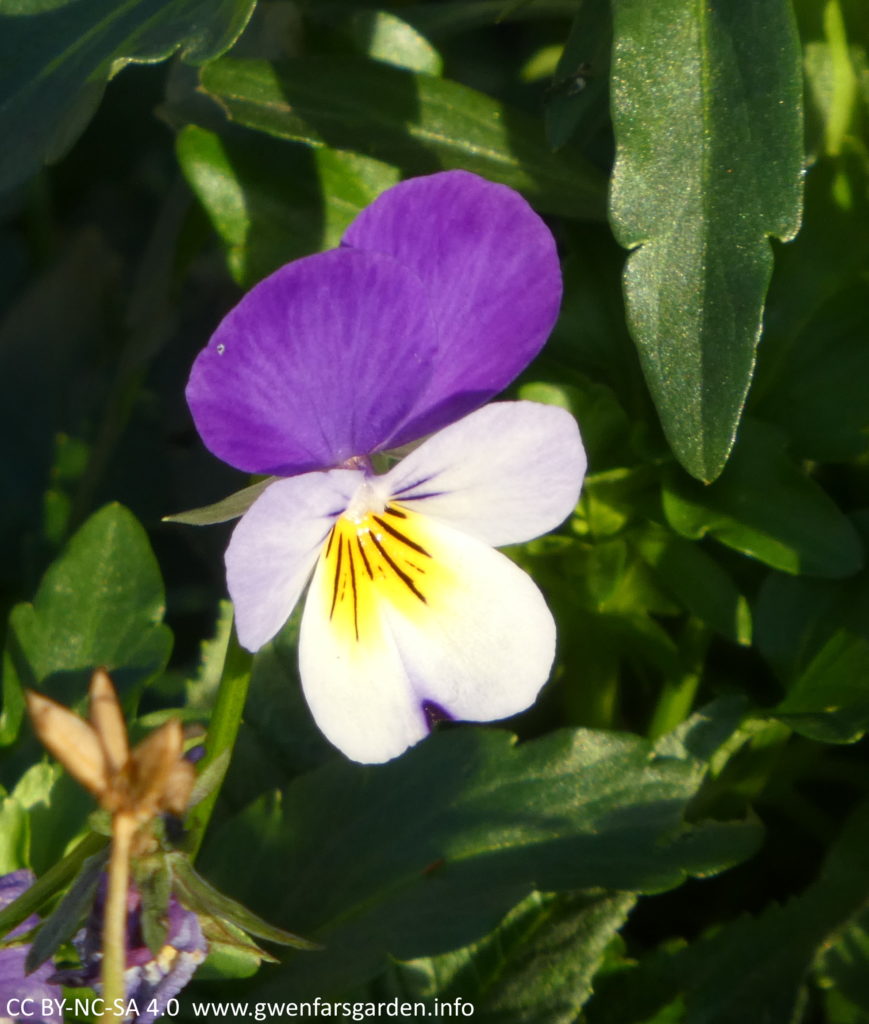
297;509;555;763
225;469;362;652
298;555;428;764
383;401;586;546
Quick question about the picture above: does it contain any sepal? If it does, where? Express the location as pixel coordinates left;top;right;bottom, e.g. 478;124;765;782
163;479;277;526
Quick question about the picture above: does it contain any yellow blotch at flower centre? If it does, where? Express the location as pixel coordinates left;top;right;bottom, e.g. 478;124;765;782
320;502;455;643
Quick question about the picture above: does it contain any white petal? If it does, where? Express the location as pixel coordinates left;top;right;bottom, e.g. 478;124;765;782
226;469;362;651
298;506;555;763
383;517;556;721
383;401;586;546
298;550;428;764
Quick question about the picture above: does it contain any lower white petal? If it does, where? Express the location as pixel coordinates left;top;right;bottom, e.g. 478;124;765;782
298;503;555;763
226;469;362;652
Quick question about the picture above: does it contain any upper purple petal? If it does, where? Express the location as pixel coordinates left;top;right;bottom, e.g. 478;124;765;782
342;170;562;444
186;248;439;475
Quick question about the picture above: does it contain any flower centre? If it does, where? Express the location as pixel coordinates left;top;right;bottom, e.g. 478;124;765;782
320;501;440;644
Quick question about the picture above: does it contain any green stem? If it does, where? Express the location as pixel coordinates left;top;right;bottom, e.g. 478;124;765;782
185;622;252;859
648;620;708;740
99;814;135;1024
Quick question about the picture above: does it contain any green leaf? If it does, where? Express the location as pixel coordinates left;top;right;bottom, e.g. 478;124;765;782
756;522;869;743
196;56;607;220
200;722;760;999
675;799;869;1024
632;524;751;644
401;1;579;38
2;504;172;736
589;799;869;1024
774;630;869;744
751;157;869;462
815;905;869;1023
609;0;804;481
346;10;443;75
176;124;399;286
545;0;611;150
802;0;863;158
0;793;28;875
403;890;636;1022
755;280;869;462
661;419;863;578
0;0;256;191
197;917;276;980
169;853;320;949
25;849;106;971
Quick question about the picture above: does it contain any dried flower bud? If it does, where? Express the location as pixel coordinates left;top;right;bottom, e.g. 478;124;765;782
26;671;194;826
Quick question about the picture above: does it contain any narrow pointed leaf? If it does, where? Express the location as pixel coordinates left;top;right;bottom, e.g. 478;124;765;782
610;0;804;480
25;850;107;972
169;853;321;950
0;832;107;938
197;56;607;220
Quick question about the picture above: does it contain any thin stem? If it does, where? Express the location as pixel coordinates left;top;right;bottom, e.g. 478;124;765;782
185;621;253;859
648;620;708;740
100;813;135;1023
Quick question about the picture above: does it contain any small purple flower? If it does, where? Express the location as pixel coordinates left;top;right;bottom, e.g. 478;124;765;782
61;884;206;1024
187;171;586;763
0;870;63;1024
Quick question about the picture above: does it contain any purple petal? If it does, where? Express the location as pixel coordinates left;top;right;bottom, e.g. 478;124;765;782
128;899;206;1024
343;171;562;444
0;871;64;1024
187;248;439;475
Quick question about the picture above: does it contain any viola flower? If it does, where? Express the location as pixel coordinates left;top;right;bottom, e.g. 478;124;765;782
58;884;206;1024
186;170;586;764
0;870;63;1024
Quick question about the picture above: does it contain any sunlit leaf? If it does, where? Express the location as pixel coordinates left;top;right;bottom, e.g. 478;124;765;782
610;0;804;480
176;125;400;286
197;56;607;220
200;720;761;999
346;10;443;75
2;504;172;745
402;890;636;1022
